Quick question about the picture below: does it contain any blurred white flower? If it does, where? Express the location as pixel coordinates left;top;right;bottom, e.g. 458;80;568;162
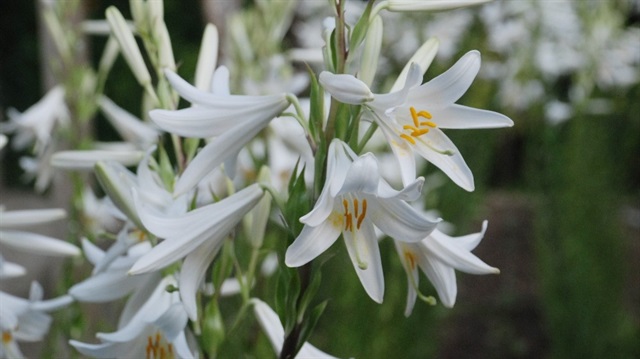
395;221;499;315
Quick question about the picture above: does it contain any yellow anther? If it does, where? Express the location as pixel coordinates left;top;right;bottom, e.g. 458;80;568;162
403;124;419;132
343;199;353;231
411;129;430;136
404;250;417;270
2;331;11;344
410;106;420;127
420;121;437;128
354;198;359;219
417;110;432;119
357;199;367;229
400;134;416;144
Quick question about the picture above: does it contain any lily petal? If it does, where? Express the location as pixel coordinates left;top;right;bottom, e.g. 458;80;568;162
285;221;342;267
0;230;79;257
426;230;499;275
408;50;481;108
369;198;440;242
432;104;514;129
343;222;384;303
319;72;374;104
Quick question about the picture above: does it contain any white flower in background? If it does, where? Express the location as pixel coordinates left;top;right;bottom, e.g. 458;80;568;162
0;135;7;150
1;86;68;153
81;186;123;236
0;208;79;257
252;299;338;359
69;237;162;303
377;0;492;13
51;149;144;171
286;140;440;303
0;253;25;279
149;67;289;196
98;96;160;149
18;141;57;193
129;183;264;320
70;276;196;359
1;282;72;359
394;221;499;315
267;115;315;191
320;51;513;191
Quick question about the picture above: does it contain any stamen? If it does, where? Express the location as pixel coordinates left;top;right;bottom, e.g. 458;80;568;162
403;124;419;132
411;129;429;136
354;198;359;219
400;134;416;144
417;110;432;119
343;199;353;231
420;121;437;128
410;106;419;127
404;250;417;270
356;199;367;229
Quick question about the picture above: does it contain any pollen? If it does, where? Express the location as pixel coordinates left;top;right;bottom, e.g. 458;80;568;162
342;197;368;232
146;331;175;359
401;107;437;145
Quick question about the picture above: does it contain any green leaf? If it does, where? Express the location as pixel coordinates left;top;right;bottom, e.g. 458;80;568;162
157;144;175;191
297;268;322;324
295;300;328;355
349;0;375;52
201;299;225;357
306;65;325;143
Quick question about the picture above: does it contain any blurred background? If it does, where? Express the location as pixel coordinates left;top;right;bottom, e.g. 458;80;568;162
1;0;639;358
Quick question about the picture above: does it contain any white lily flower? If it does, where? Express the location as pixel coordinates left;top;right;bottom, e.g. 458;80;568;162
149;68;289;196
0;208;79;257
1;282;72;359
194;23;219;91
251;299;338;359
70;276;196;359
129;183;264;320
1;86;68;153
320;51;513;191
0;135;7;150
285;140;440;303
395;221;499;315
51;149;144;171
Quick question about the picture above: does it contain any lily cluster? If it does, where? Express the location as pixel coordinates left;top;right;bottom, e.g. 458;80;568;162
1;0;514;358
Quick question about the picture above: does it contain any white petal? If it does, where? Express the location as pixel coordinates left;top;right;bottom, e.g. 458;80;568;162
454;220;488;251
432;104;514;129
0;260;26;279
150;98;286;138
210;66;230;95
69;340;123;358
335;154;380;196
98;96;159;147
0;230;80;257
179;238;225;321
194;24;219;91
369;198;440;242
154;302;188;342
411;129;475;191
130;185;263;274
387;0;491;12
319;72;374;104
164;70;285;107
408;50;481;108
285;221;342;267
31;295;73;312
0;208;66;228
172;120;273;197
426;230;499;275
390;38;439;93
51;150;143;170
69;270;151;302
417;254;457;308
252;298;285;353
343;222;384;303
376;176;424;201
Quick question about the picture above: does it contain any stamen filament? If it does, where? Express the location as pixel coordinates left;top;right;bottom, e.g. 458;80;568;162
356;199;367;229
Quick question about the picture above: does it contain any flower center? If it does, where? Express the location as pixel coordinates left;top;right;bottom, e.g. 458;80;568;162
342;197;367;232
146;331;174;359
399;106;437;145
404;250;417;270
